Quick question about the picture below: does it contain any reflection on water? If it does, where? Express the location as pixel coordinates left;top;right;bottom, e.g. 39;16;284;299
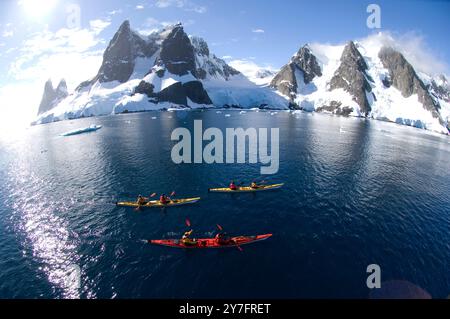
0;110;449;298
5;154;81;298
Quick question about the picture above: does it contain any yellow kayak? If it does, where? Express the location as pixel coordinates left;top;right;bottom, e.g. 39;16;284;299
116;197;200;208
208;183;284;193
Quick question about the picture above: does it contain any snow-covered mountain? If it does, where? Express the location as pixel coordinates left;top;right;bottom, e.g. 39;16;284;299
33;21;450;134
34;21;287;124
227;59;277;86
270;37;450;134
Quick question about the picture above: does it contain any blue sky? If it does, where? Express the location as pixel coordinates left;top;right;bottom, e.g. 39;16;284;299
0;0;450;127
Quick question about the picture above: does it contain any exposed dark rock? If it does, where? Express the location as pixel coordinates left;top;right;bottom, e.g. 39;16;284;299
136;79;212;106
134;81;155;95
160;24;196;76
329;41;372;116
378;46;442;121
316;101;353;116
190;36;240;80
183;81;212;104
195;68;207;80
37;79;68;115
270;45;322;101
293;45;322;84
271;64;297;98
255;69;276;79
429;75;450;103
157;82;187;105
77;20;158;90
156;68;165;78
382;74;392;88
191;36;209;56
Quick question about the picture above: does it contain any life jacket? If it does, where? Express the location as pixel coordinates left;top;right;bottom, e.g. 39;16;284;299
229;183;237;190
160;195;167;203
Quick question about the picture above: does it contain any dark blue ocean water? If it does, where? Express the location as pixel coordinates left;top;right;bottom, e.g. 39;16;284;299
0;110;449;299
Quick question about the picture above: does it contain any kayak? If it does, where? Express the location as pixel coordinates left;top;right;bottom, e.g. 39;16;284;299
61;124;102;136
116;197;200;208
208;183;284;193
149;234;272;248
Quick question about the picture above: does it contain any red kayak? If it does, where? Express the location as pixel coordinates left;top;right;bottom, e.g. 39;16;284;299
148;234;272;248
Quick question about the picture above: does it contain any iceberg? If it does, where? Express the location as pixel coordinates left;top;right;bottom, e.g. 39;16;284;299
61;124;102;137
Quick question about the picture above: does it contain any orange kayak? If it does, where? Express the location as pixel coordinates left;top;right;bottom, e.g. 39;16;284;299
148;234;272;248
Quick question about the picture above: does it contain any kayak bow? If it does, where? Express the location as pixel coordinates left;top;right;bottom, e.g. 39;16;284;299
149;234;272;248
208;183;284;193
116;197;200;208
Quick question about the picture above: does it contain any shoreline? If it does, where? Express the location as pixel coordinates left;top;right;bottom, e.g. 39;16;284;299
31;107;450;137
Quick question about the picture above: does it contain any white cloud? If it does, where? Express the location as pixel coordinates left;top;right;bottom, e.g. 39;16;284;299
137;17;194;35
2;30;13;37
136;5;145;10
222;55;233;60
108;9;122;16
155;0;206;13
252;29;264;33
228;58;277;85
186;5;206;14
4;25;105;118
89;19;111;35
155;0;184;8
358;32;449;76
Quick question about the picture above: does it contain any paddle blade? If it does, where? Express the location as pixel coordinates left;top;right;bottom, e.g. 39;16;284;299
150;192;156;197
216;224;223;231
185;218;191;227
236;245;243;252
170;191;176;197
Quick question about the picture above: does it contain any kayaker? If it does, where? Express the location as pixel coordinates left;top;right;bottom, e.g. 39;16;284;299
215;232;230;245
159;194;170;204
251;182;260;189
181;230;197;246
229;181;237;190
136;195;147;205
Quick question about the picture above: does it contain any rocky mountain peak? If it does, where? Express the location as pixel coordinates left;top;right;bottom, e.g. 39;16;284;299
270;44;322;102
118;20;131;34
292;44;322;83
378;46;442;121
56;79;68;94
191;36;210;57
76;20;158;90
160;24;196;76
341;41;368;71
329;41;373;116
429;75;450;103
37;79;68;115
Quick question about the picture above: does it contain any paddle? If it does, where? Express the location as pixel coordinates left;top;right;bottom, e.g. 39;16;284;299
185;218;191;227
216;224;243;252
168;191;176;203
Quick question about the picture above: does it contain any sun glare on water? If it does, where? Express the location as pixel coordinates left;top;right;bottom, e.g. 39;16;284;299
19;0;58;18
